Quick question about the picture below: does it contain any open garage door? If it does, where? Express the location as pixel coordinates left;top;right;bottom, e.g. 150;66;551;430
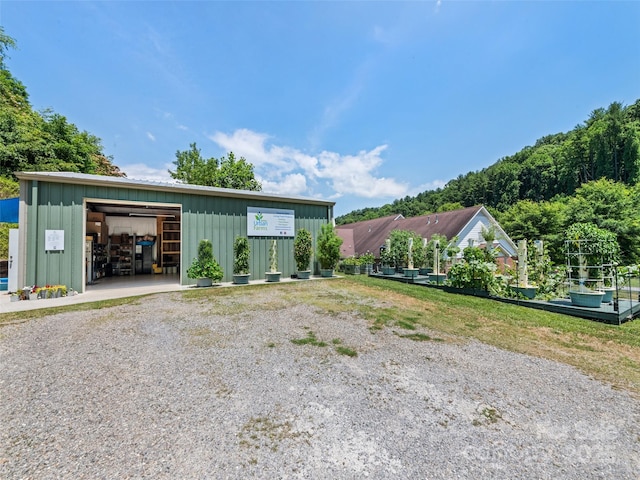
84;199;182;293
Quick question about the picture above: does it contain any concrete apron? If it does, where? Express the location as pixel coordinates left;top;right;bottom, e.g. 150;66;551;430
0;275;335;314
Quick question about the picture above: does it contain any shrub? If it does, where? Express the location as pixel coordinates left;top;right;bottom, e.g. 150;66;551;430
233;237;250;275
317;224;343;270
187;239;223;281
447;246;498;292
293;228;313;272
342;256;359;266
359;252;375;266
380;246;394;266
388;230;425;268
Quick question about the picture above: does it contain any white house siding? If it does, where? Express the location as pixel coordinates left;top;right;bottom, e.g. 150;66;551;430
453;209;517;261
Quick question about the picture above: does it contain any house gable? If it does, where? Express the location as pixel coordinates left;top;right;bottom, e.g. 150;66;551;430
454;206;517;258
336;206;516;260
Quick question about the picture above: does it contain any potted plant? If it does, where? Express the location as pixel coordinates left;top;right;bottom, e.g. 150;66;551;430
316;223;343;277
412;239;428;276
380;239;396;275
511;239;538;299
446;246;498;295
233;236;251;284
389;230;410;274
24;285;39;300
566;223;618;308
187;239;223;287
428;237;449;284
599;263;616;304
341;256;360;275
403;236;421;278
359;252;375;275
445;236;461;267
293;228;313;280
265;239;281;282
569;282;604;307
601;278;615;304
422;234;446;275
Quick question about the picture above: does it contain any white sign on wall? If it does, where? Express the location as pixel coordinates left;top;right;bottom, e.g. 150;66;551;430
45;229;65;251
247;207;295;237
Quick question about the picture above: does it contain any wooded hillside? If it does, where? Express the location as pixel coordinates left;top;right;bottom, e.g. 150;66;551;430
337;99;640;264
338;99;640;224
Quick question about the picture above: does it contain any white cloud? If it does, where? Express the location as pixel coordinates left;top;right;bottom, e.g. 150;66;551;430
177;124;188;131
120;163;175;184
313;146;408;199
209;129;293;171
146;132;156;142
209;128;408;200
260;173;308;196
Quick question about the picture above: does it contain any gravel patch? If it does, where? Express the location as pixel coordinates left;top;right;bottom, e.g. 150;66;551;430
1;287;639;479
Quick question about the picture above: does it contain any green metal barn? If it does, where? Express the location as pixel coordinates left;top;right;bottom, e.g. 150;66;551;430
15;172;335;294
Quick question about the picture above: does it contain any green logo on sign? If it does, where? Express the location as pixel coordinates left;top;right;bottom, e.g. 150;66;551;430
254;212;268;230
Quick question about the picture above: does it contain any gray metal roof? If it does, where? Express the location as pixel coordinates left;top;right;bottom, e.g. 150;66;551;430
15;171;335;207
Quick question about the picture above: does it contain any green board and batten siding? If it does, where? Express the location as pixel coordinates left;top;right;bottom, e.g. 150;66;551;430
182;198;329;283
17;173;333;293
22;179;86;292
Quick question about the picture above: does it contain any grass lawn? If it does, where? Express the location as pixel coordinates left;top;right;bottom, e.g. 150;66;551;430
2;276;639;395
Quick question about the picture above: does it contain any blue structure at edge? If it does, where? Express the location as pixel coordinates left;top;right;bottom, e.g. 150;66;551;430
0;197;18;223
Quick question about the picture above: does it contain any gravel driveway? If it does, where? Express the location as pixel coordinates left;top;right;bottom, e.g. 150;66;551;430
1;284;639;479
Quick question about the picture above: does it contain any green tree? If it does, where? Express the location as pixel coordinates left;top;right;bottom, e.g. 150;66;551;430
169;143;261;191
0;177;19;199
0;223;15;259
0;30;123;179
498;199;568;264
565;179;640;264
486;160;522;211
436;202;464;213
519;144;564;201
336;99;640;226
0;27;17;70
169;143;208;184
216;152;262;190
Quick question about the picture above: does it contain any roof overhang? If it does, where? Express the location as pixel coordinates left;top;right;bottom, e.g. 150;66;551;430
16;171;335;208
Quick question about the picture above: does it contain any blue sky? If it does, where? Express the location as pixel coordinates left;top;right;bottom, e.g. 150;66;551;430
2;1;639;216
